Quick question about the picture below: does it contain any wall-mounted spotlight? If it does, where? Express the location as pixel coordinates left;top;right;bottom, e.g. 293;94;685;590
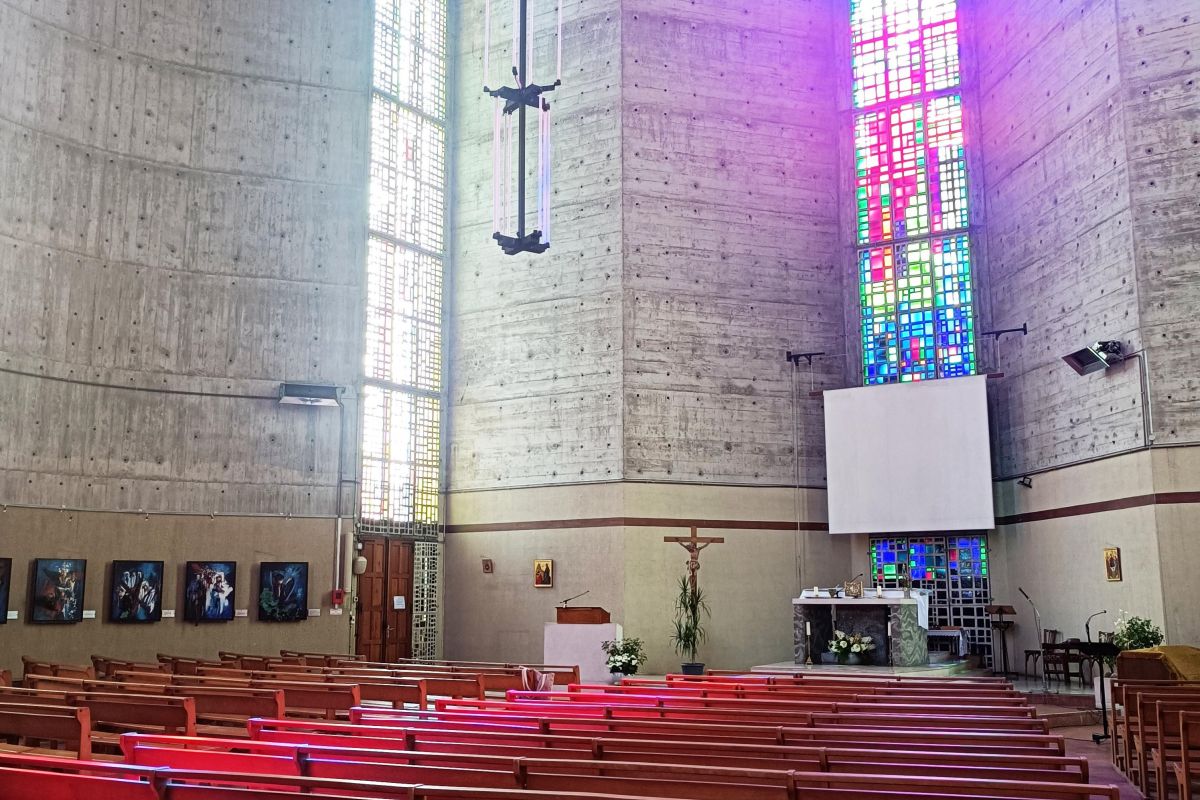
278;382;342;406
1062;341;1125;376
1017;476;1033;489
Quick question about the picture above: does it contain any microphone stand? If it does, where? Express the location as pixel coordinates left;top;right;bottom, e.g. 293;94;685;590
559;590;590;607
1019;587;1046;692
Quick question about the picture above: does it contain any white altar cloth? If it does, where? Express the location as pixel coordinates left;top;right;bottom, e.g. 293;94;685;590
798;588;930;630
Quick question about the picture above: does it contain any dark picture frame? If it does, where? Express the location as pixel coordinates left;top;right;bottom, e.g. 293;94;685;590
183;561;237;622
29;558;87;623
258;562;309;622
0;558;11;624
110;560;165;622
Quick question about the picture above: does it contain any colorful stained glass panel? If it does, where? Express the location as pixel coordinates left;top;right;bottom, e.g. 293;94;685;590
850;0;962;109
852;0;975;384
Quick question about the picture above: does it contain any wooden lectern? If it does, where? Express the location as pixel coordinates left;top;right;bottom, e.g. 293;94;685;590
556;606;610;624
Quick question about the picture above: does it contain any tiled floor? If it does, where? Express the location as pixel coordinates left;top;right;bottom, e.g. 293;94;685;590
1059;725;1144;800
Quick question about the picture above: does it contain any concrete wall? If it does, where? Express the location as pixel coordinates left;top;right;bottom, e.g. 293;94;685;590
0;0;371;662
972;0;1145;477
974;0;1199;476
445;0;849;669
0;0;369;514
620;0;845;485
448;0;626;489
0;506;350;678
1119;3;1200;446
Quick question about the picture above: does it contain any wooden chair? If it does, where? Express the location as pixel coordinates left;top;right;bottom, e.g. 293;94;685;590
1025;629;1060;678
1044;640;1088;687
1174;711;1200;800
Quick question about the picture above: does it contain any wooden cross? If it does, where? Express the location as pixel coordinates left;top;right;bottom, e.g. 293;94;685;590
664;527;725;593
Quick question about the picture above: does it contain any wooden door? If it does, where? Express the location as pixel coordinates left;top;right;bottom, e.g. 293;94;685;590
354;538;413;662
384;539;413;662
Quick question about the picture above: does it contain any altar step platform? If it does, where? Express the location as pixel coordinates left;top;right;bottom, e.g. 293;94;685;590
750;660;972;678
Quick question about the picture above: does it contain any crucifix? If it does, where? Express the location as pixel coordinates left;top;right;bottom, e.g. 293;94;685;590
664;527;725;593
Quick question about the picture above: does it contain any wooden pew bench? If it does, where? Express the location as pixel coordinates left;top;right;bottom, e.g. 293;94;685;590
0;702;92;760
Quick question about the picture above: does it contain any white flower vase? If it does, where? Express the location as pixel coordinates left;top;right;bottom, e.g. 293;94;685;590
610;671;624;685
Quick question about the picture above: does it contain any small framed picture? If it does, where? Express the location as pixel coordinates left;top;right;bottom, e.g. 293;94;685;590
258;562;309;622
184;561;237;622
533;559;553;588
30;558;87;623
110;560;165;623
0;558;11;624
1104;547;1122;582
481;558;494;574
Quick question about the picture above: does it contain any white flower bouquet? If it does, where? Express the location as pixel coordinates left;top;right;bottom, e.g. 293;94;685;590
601;637;647;676
827;629;876;663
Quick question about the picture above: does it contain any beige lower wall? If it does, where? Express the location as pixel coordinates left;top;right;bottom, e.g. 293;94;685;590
0;506;352;677
444;481;852;673
992;446;1200;661
993;507;1166;662
444;526;626;664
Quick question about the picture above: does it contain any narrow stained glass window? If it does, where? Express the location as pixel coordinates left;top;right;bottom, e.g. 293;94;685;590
361;0;447;536
851;0;976;383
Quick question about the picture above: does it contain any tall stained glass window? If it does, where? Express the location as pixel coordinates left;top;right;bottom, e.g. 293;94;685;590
851;0;976;383
361;1;446;541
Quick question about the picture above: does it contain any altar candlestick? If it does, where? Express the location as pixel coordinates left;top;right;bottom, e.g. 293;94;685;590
876;585;883;598
805;621;811;635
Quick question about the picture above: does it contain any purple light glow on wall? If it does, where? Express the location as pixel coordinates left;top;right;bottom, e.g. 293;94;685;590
852;0;976;384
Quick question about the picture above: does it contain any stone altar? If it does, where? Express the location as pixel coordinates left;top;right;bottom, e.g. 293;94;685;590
793;591;929;667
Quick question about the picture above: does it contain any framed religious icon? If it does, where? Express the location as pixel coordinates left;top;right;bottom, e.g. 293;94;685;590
110;560;164;622
1104;547;1122;582
533;559;554;588
30;558;87;623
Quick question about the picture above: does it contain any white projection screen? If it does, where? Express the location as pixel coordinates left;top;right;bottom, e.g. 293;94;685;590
824;374;994;534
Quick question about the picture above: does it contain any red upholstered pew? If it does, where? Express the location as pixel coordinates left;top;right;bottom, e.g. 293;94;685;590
113;733;1111;799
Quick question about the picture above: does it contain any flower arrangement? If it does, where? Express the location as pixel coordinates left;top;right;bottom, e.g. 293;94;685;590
1112;612;1164;651
601;637;647;676
827;629;876;663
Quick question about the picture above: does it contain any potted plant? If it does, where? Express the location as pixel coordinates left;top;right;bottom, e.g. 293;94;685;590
826;629;876;665
601;637;647;683
670;575;709;675
1094;612;1164;708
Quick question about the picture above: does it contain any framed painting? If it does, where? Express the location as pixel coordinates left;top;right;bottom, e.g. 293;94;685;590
258;562;309;622
533;559;553;588
29;558;87;623
1104;547;1122;582
110;560;164;622
0;558;10;624
184;561;236;622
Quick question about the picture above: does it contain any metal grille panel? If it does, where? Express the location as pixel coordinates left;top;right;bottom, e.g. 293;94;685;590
870;534;993;667
411;540;443;658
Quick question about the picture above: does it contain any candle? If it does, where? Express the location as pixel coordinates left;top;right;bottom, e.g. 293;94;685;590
887;621;892;638
805;621;811;635
875;585;883;598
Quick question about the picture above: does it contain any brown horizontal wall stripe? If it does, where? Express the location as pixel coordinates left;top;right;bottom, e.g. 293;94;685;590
447;492;1200;533
445;517;829;534
995;491;1200;526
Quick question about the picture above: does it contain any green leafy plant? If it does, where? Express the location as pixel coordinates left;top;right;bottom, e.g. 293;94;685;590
600;637;647;675
1112;612;1164;651
670;575;709;664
